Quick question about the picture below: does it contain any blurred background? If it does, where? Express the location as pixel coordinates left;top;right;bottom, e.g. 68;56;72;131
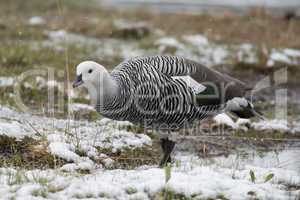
0;2;300;198
0;0;299;116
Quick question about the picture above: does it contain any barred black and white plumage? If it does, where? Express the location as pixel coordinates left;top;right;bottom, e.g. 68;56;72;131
74;55;259;127
73;55;262;166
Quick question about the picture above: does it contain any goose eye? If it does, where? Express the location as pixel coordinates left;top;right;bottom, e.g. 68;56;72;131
88;69;93;74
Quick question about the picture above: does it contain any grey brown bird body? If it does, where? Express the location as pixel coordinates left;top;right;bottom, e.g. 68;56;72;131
95;55;253;130
74;55;262;166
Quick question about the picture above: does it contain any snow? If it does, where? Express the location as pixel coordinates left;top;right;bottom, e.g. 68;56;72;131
2;8;300;200
44;30;147;59
46;80;60;88
113;19;151;32
47;30;67;41
0;103;300;199
213;113;296;133
0;105;151;165
102;0;300;9
28;16;45;26
237;43;258;64
93;38;146;60
44;30;102;49
183;34;209;46
0;77;14;87
180;34;300;67
48;142;80;162
61;159;96;172
155;37;184;50
211;46;229;64
269;51;291;64
292;121;300;134
283;48;300;57
69;103;95;112
96;129;152;152
31;29;300;69
0;120;34;139
252;119;290;132
0;156;299;200
179;34;230;66
214;113;238;129
267;48;300;67
236;118;250;127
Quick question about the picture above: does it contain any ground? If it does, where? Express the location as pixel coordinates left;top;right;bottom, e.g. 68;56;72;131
0;0;300;199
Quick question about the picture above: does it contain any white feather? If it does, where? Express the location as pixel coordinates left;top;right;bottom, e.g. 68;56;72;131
172;76;206;94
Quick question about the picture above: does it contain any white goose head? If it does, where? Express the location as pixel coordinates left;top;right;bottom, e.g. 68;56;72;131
73;61;119;105
73;61;108;89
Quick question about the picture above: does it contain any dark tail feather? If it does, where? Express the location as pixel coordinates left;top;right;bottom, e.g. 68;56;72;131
226;97;266;120
250;109;266;120
230;107;265;120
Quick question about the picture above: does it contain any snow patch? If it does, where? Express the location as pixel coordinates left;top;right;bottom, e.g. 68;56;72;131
1;161;299;200
252;119;289;132
182;34;209;46
28;16;45;26
0;120;33;139
237;43;258;64
0;77;14;87
267;48;300;67
69;103;95;112
214;113;238;129
283;48;300;57
155;37;184;50
48;142;79;162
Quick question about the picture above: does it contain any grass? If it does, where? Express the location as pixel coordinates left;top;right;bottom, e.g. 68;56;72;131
1;0;300;46
6;169;29;185
0;0;298;84
31;188;48;198
125;187;138;195
0;42;95;77
96;144;160;169
157;190;231;200
0;0;299;172
0;135;66;169
0;3;298;199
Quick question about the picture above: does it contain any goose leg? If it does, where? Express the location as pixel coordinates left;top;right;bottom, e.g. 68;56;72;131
159;138;175;167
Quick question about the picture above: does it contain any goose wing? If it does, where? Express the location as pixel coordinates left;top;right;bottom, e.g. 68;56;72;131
121;55;251;104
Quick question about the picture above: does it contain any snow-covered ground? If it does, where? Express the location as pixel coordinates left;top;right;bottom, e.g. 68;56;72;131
28;29;300;69
0;158;299;200
0;105;300;199
101;0;300;15
0;105;151;169
2;20;300;200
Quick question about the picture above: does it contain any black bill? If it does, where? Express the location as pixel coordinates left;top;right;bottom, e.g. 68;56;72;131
72;74;83;88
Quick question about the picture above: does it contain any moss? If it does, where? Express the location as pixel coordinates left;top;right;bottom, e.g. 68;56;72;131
73;109;99;121
216;194;230;200
74;148;87;157
126;187;138;195
73;193;95;199
48;185;67;193
125;125;145;134
111;27;150;40
158;189;202;200
0;135;66;169
138;36;157;50
1;0;300;48
98;192;109;198
233;129;286;140
31;188;48;198
96;140;160;169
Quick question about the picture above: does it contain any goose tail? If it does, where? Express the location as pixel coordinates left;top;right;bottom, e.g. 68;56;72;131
226;97;265;120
